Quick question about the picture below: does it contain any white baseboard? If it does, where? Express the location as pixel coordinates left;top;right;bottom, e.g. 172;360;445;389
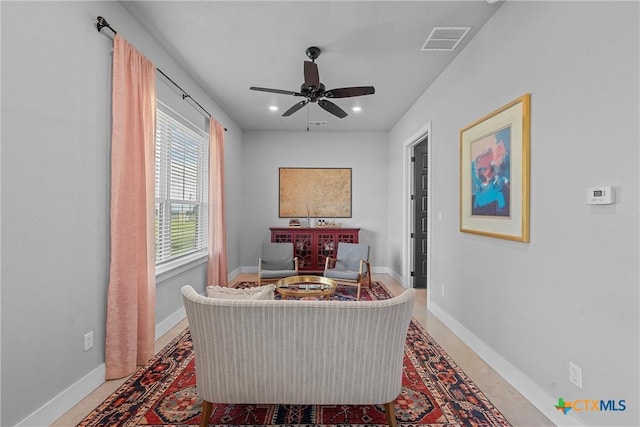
19;305;190;427
239;265;390;276
16;364;105;427
227;266;242;279
155;305;187;340
428;301;584;427
385;268;404;286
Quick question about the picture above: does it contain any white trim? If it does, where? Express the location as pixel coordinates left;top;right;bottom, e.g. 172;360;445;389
156;251;208;283
16;364;106;427
155;306;187;340
227;266;242;282
239;265;393;277
428;301;585;427
385;268;404;286
18;304;194;427
157;100;208;140
18;262;240;426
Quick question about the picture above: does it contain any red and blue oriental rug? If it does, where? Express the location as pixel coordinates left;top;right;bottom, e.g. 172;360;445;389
79;282;511;426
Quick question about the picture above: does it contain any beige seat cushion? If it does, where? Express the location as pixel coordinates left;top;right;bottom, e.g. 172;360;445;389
205;284;275;300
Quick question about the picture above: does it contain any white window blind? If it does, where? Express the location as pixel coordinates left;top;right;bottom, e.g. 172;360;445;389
155;102;209;265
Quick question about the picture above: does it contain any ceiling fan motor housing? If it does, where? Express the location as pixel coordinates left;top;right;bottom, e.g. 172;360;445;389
300;82;325;101
305;46;321;61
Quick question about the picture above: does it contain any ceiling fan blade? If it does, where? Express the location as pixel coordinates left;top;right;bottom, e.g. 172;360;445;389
303;61;320;89
324;86;375;98
318;99;347;118
283;99;309;116
250;86;303;97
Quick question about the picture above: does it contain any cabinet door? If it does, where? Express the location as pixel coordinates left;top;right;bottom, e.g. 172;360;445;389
337;231;358;244
272;231;293;243
292;231;313;270
315;232;337;269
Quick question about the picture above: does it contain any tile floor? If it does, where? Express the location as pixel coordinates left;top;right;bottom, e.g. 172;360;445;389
52;274;554;426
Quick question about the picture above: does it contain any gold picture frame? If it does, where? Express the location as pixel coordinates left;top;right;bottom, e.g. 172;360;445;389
460;94;531;242
279;168;352;218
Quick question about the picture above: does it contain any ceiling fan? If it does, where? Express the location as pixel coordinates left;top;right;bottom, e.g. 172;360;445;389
250;46;375;119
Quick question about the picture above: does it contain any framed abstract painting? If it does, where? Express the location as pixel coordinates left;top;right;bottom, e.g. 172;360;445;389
459;94;531;242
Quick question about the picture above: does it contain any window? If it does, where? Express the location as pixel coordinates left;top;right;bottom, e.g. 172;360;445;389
155;102;208;266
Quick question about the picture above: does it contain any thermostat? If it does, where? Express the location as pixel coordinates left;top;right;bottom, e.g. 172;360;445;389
586;186;615;205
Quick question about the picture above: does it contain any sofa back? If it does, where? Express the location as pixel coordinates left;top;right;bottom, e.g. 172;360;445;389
182;285;416;405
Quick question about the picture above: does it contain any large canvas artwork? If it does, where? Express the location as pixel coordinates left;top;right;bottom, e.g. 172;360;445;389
279;168;352;218
460;94;530;242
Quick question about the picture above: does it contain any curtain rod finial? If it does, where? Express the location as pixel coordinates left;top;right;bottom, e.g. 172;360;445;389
96;16;115;34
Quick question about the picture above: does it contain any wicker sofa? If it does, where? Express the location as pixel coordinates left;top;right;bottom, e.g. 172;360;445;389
181;285;416;427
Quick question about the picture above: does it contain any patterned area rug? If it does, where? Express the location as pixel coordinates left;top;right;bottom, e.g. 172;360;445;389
79;282;511;426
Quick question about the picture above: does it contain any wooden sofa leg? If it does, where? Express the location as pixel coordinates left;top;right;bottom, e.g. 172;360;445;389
200;400;213;427
383;401;397;427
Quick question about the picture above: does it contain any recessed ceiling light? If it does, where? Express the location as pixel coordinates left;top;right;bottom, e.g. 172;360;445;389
351;106;362;112
269;105;279;111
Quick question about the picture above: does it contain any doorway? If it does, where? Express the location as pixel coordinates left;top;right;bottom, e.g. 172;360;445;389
412;136;429;288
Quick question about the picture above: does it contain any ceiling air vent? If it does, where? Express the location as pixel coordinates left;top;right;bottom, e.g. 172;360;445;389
421;27;471;51
308;120;328;127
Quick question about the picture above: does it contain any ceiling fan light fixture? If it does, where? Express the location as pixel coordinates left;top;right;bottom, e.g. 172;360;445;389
351;106;362;112
269;105;279;111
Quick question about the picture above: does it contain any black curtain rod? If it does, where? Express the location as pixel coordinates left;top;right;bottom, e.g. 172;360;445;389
96;16;227;132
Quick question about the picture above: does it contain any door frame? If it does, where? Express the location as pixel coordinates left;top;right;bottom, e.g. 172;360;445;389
402;122;432;291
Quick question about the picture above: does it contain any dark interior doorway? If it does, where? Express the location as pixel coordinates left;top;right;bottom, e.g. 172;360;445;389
412;136;429;289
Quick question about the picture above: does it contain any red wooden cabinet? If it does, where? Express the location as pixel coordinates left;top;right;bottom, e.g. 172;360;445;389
270;227;360;272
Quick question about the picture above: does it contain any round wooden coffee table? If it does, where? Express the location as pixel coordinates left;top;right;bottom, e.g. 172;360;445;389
275;275;337;300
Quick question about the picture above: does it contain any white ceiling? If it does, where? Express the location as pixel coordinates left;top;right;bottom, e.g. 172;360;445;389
122;1;502;132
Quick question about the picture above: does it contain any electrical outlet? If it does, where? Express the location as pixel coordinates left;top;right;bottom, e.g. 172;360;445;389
569;361;582;389
441;284;445;296
84;331;94;352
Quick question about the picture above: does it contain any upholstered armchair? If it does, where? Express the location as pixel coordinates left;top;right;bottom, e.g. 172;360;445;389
258;242;299;285
323;242;371;300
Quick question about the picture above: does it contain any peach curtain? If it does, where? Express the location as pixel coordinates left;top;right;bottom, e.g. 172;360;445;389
207;119;229;286
105;35;157;380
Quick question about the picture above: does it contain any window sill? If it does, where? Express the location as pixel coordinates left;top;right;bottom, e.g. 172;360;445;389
156;251;208;284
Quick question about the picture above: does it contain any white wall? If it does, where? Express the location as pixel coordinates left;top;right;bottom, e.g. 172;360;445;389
389;2;639;426
0;2;243;425
2;1;638;426
240;131;388;270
